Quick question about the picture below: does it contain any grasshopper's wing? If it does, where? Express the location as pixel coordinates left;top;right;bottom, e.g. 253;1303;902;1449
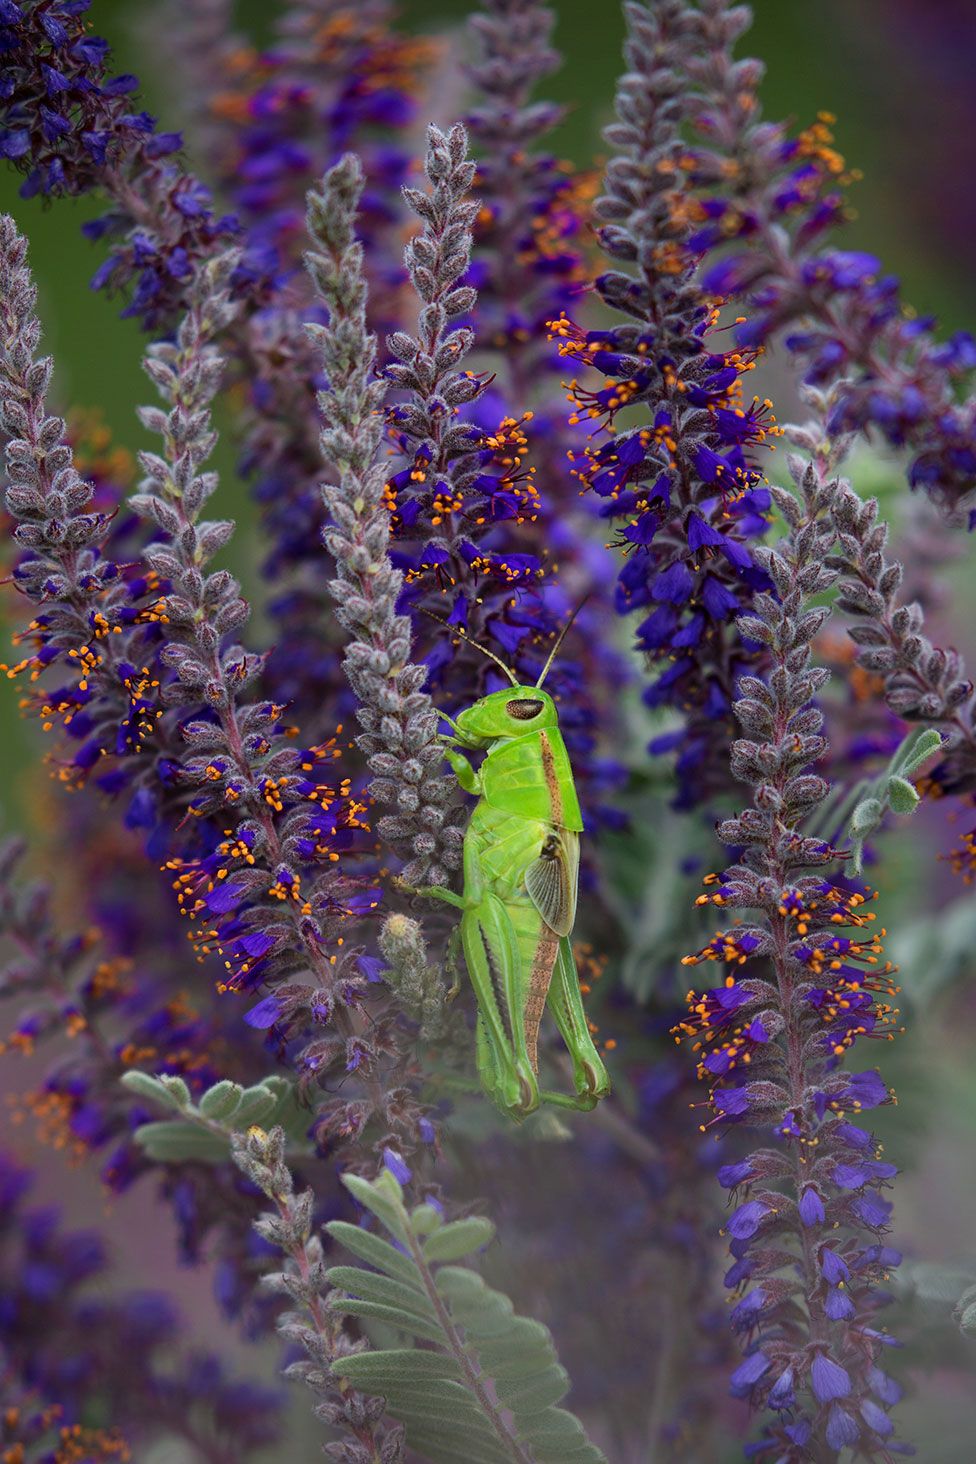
524;828;579;938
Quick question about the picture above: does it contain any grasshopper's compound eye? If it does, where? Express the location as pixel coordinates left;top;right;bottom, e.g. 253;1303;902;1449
506;697;544;721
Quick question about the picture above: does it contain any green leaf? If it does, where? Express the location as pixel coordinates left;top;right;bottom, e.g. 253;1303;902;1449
325;1221;419;1286
329;1172;608;1464
133;1120;228;1163
342;1171;408;1243
496;1367;569;1414
423;1217;495;1262
156;1074;192;1109
886;775;920;815
830;725;939;874
324;1266;435;1322
365;1379;474;1415
231;1085;279;1126
328;1298;445;1346
889;726;942;776
849;796;883;834
411;1202;443;1236
404;1425;511;1464
198;1080;243;1121
521;1408;596;1452
120;1071;184;1109
334;1349;462;1384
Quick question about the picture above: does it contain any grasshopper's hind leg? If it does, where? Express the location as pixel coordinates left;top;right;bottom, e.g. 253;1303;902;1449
545;935;611;1108
461;896;540;1118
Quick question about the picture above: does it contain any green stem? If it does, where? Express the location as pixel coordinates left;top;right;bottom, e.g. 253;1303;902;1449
400;1201;536;1464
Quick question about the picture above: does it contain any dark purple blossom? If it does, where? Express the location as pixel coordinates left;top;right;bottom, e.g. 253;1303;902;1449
676;439;909;1456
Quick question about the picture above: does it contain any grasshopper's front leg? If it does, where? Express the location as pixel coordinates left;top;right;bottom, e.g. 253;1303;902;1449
545;935;611;1109
438;737;482;797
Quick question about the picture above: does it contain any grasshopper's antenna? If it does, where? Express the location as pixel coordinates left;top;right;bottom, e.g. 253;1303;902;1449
535;596;590;689
417;606;519;686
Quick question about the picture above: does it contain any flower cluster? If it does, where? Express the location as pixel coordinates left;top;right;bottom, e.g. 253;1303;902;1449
0;1150;282;1459
0;0;238;327
126;251;435;1162
674;438;909;1457
463;0;628;823
674;0;976;517
465;0;583;378
306;143;466;889
187;2;438;735
204;0;434;308
0;217;181;803
554;0;777;807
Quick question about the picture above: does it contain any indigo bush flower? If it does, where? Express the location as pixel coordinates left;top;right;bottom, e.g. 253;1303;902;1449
465;0;573;378
305;143;466;889
187;1;437;731
554;0;777;808
0;216;174;795
0;0;237;328
376;112;619;838
379;123;523;669
676;435;909;1457
464;0;629;824
0;261;300;1329
201;0;432;305
675;0;976;517
0;1150;282;1459
128;251;433;1160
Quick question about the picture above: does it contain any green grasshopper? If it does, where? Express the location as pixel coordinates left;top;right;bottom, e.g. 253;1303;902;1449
404;614;611;1119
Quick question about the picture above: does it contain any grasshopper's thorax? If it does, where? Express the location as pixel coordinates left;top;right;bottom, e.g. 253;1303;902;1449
468;699;584;834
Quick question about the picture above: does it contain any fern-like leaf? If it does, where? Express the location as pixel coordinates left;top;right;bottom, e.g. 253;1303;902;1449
327;1171;607;1464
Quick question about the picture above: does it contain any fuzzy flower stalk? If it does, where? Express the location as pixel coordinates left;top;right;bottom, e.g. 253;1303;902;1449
232;1124;404;1462
676;435;909;1459
304;140;465;888
673;0;976;518
127;250;437;1162
553;0;778;809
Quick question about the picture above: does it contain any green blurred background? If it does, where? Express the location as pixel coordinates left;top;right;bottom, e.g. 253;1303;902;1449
3;2;976;1457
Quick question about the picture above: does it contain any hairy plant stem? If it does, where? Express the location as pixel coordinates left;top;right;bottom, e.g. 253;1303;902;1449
401;1218;536;1464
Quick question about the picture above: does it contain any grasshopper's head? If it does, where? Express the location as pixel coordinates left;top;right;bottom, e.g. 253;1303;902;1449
453;685;558;747
426;598;586;747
